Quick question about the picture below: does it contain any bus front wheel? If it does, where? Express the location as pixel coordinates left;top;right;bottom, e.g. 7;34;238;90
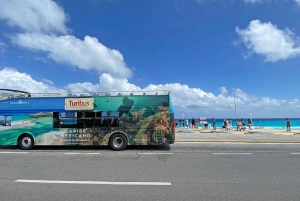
18;134;34;150
109;134;127;151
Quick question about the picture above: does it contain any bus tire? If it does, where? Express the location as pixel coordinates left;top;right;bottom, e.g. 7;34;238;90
109;133;127;151
18;134;34;150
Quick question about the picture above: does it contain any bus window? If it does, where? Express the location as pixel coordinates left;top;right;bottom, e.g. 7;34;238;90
55;112;79;128
53;112;60;128
0;115;12;126
162;102;169;107
101;111;120;127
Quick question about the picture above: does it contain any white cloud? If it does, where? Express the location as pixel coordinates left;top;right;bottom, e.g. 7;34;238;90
0;0;69;34
34;57;50;64
295;0;300;5
0;42;6;53
244;0;263;4
12;33;132;78
65;72;300;118
219;87;228;95
42;79;54;85
1;68;299;117
0;68;64;93
236;20;300;62
67;73;140;92
0;0;132;78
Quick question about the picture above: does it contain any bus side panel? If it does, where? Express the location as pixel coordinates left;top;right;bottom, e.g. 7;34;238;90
0;95;174;146
0;111;61;146
0;113;19;145
93;95;173;145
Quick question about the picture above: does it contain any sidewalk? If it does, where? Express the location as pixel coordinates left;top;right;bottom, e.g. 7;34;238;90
175;128;300;143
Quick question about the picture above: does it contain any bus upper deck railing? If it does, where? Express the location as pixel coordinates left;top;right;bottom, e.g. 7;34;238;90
0;89;171;100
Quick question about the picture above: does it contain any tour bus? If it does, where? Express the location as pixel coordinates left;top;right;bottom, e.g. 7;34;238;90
0;89;175;150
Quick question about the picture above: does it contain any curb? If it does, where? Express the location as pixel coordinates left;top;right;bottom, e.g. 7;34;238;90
175;140;300;143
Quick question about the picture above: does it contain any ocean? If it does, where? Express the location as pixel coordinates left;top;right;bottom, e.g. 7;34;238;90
176;118;300;130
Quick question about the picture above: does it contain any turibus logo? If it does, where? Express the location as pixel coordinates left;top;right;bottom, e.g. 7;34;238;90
65;98;94;110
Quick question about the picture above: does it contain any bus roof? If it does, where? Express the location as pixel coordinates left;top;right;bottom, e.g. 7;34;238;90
0;89;171;100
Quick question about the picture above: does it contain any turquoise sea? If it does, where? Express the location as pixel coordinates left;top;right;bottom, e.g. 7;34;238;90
176;118;300;130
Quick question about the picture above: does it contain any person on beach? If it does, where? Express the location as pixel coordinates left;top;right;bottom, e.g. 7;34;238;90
204;121;208;130
195;119;198;129
286;118;291;131
226;119;230;130
212;118;216;130
241;119;245;131
185;118;189;129
236;120;240;131
229;119;233;130
223;119;228;131
175;120;178;130
248;119;252;130
192;118;195;129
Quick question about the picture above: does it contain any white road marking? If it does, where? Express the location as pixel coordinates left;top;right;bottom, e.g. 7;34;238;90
213;153;252;155
64;153;101;155
15;179;171;185
0;152;30;154
138;153;173;155
290;153;300;155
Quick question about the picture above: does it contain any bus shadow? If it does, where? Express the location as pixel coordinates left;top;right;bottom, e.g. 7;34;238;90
0;145;171;151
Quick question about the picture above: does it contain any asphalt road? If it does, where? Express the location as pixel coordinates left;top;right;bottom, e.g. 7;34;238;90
1;143;300;201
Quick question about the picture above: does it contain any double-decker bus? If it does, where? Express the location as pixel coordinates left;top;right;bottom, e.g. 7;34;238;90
0;89;175;150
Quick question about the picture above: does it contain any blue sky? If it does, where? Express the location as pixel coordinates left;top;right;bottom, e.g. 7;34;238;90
0;0;300;118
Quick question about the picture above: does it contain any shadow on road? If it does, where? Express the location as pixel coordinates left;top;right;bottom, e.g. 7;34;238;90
0;144;171;151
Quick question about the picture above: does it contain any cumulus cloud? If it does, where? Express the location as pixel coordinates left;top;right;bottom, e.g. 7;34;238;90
0;68;64;93
1;68;299;117
66;83;300;117
0;0;69;34
67;73;140;92
65;72;299;118
0;0;132;78
236;20;300;62
12;33;132;78
219;87;228;96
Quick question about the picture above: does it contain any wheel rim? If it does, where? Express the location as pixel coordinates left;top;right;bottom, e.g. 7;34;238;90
113;137;123;148
21;137;32;148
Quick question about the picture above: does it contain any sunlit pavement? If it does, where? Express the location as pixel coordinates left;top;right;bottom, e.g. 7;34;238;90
175;128;300;143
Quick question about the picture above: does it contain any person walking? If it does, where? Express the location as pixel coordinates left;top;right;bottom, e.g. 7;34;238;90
248;119;252;130
241;119;245;131
195;119;199;129
212;118;216;130
236;120;240;131
286;118;291;131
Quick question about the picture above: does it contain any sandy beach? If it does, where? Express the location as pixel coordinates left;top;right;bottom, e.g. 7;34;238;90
36;132;64;145
0;120;35;131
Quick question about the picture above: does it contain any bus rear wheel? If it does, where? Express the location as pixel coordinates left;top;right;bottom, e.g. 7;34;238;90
19;134;34;150
109;134;127;151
